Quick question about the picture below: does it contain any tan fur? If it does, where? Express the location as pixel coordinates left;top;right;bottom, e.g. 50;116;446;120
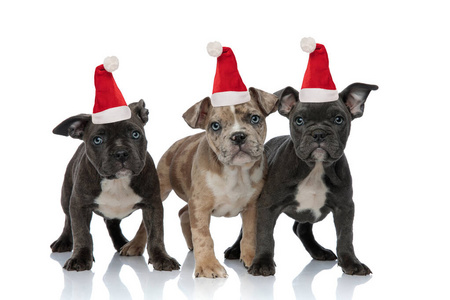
121;88;278;278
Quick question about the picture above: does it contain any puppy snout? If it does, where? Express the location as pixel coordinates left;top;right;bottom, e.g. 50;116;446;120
312;130;327;143
114;150;129;162
230;132;247;145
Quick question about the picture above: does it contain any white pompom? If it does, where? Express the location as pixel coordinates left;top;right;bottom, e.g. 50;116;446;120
207;41;223;57
300;37;316;54
103;56;119;72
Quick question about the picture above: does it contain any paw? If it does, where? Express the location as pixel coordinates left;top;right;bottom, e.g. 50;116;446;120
310;248;337;261
224;245;241;260
248;257;276;276
195;260;228;278
240;251;255;268
120;241;145;256
338;254;372;275
149;254;180;271
50;236;73;253
63;249;93;271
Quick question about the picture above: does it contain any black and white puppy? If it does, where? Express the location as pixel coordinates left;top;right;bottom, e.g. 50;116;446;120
226;83;377;276
50;100;180;272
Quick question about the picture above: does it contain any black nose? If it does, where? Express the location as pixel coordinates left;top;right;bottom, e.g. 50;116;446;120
312;130;327;143
230;132;247;145
114;150;129;162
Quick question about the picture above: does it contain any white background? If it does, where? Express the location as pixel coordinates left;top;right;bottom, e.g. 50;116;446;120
1;1;449;299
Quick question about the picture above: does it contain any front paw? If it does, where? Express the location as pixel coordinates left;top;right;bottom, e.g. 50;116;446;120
63;248;93;271
149;254;180;271
195;259;228;278
248;256;276;276
240;250;255;268
338;254;372;275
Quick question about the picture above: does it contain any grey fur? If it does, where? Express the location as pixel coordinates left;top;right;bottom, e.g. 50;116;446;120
50;100;179;272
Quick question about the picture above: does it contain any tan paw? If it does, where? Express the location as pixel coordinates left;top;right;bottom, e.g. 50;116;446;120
240;251;255;268
195;260;228;278
120;241;145;256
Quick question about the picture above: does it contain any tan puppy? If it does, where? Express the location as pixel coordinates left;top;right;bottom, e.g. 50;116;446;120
121;87;278;278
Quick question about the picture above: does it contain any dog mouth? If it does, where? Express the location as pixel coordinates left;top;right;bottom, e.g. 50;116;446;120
221;145;262;166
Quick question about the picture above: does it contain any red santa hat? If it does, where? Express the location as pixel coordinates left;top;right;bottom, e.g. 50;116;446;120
299;37;339;103
92;56;131;124
206;41;250;107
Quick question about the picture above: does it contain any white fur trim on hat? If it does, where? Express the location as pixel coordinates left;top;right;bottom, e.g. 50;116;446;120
299;88;339;103
210;91;250;107
92;105;131;124
103;56;119;73
207;41;223;57
300;37;316;54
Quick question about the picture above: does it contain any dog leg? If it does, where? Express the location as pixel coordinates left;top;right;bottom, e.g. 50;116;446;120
179;204;193;250
224;228;242;260
142;193;180;271
239;202;256;268
190;200;227;278
293;221;337;261
248;204;280;276
333;202;371;275
120;221;146;256
105;218;129;252
50;215;73;252
63;204;94;271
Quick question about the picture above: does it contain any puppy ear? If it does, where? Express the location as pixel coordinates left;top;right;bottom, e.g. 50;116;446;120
129;99;149;124
274;86;299;118
53;114;91;140
340;83;378;119
182;97;212;129
249;87;279;116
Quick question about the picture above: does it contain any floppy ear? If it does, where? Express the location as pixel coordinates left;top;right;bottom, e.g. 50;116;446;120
182;97;212;129
249;87;279;116
53;114;92;140
129;99;149;125
274;86;299;118
340;83;378;119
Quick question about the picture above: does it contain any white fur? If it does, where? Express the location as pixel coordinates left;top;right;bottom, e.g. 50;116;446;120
94;176;142;219
295;162;328;219
206;163;263;217
230;105;241;133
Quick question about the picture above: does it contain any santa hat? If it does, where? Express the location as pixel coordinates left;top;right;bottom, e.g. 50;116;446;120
299;37;339;103
92;56;131;124
206;41;250;107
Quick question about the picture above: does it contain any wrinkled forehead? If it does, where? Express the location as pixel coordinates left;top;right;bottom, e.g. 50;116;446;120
293;100;349;119
208;101;260;122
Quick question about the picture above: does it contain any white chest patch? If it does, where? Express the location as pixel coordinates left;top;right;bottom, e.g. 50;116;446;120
295;162;328;220
94;176;142;219
206;163;263;218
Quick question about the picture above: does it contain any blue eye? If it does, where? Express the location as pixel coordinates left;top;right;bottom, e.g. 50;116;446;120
295;117;304;126
93;136;103;145
334;116;344;125
132;130;141;139
211;122;221;131
251;115;261;125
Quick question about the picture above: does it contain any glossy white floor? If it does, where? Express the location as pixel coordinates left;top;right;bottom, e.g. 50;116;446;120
2;1;449;299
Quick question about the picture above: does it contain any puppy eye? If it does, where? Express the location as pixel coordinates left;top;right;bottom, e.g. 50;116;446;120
295;117;304;126
334;116;344;125
131;130;141;139
93;136;103;145
211;122;221;131
250;115;261;125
